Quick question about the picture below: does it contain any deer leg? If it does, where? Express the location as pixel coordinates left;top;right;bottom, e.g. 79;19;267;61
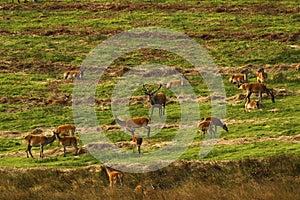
259;91;262;102
150;106;154;119
145;126;150;137
246;91;252;101
74;144;78;156
63;146;66;157
40;145;44;158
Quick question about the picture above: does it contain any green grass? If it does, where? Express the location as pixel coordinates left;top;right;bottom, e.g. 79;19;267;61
0;0;299;167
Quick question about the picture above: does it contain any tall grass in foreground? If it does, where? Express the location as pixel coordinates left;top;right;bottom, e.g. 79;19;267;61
0;155;299;200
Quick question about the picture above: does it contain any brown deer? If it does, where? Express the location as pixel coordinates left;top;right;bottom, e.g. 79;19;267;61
166;78;184;89
239;82;275;103
111;116;150;137
132;135;143;155
50;94;71;106
53;131;78;157
229;69;249;87
204;117;228;136
103;165;124;187
134;184;159;198
25;133;56;158
244;99;262;112
198;120;214;138
257;68;268;83
63;70;83;80
142;84;167;119
55;124;76;137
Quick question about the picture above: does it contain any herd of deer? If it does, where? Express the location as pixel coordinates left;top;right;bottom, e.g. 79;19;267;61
23;67;275;189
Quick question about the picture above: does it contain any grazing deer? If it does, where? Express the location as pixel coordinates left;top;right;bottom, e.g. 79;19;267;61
111;116;151;137
132;135;143;155
257;68;268;83
229;69;249;87
204;116;229;134
239;82;275;103
63;70;83;80
244;99;262;112
53;131;78;157
166;78;184;89
198;120;215;138
103;165;124;187
55;124;76;137
25;133;56;158
142;84;167;119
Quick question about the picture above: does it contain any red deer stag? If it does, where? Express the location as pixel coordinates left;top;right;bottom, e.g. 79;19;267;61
53;131;78;157
25;133;56;158
229;69;249;87
111;116;150;137
239;82;275;103
257;68;268;83
142;84;167;119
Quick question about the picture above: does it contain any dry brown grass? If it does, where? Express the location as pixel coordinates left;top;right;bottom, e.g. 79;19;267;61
0;155;299;200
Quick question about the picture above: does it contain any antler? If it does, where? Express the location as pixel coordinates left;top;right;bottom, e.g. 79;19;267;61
151;83;162;94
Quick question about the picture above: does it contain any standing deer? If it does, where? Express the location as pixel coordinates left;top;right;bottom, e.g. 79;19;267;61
55;124;76;137
203;117;228;137
257;68;268;83
103;165;124;187
25;133;56;158
229;69;250;87
142;84;167;119
239;82;275;103
53;131;78;157
111;116;150;137
132;135;143;155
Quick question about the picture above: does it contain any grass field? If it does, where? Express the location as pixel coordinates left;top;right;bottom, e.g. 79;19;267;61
0;0;299;199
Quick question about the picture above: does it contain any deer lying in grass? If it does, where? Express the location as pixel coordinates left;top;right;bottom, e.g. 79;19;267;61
111;116;151;137
134;184;159;198
103;165;124;187
166;79;183;89
229;69;249;87
239;82;275;103
257;68;268;83
142;84;167;119
25;133;56;158
63;70;83;80
244;99;262;112
132;135;143;155
50;94;71;106
55;124;76;137
53;131;78;157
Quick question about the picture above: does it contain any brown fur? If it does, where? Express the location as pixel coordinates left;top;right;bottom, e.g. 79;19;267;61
55;124;76;137
204;116;229;134
63;70;83;80
25;133;56;158
239;82;275;103
245;99;262;112
198;120;214;138
229;69;249;87
104;166;124;187
112;116;150;137
257;68;268;83
143;84;167;119
132;135;143;155
166;79;183;88
53;131;78;157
